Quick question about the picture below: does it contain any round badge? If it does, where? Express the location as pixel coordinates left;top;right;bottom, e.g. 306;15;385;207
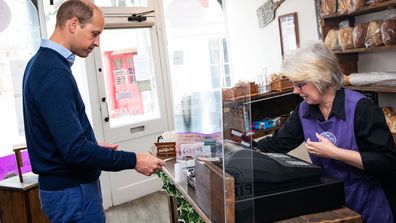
320;131;337;145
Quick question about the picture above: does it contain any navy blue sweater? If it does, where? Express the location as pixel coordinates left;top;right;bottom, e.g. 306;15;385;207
23;47;136;190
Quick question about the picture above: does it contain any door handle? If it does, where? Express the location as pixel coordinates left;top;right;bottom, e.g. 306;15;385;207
101;97;110;122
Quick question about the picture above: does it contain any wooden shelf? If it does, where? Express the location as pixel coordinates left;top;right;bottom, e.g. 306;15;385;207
345;85;396;93
252;126;281;139
334;45;396;54
223;89;293;106
322;0;396;19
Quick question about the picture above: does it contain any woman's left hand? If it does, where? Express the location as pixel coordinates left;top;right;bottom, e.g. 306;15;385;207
305;132;338;159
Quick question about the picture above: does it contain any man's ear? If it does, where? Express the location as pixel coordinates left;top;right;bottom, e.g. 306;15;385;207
67;17;80;33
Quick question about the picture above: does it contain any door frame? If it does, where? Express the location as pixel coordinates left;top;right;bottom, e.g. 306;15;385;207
84;0;175;209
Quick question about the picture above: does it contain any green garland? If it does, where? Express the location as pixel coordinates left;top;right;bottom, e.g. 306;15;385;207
156;171;204;223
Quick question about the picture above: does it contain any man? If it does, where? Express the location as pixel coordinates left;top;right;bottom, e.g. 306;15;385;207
22;0;165;222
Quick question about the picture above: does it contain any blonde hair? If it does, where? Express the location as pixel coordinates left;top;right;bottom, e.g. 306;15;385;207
281;41;343;94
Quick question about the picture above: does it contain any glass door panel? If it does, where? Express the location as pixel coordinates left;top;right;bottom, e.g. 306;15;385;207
99;28;161;128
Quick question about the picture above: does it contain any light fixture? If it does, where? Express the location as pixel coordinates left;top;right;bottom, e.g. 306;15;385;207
0;0;12;32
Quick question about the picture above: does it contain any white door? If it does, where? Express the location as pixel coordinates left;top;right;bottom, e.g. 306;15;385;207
91;8;172;205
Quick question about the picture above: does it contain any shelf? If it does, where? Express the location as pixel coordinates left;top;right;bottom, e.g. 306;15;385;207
245;89;294;104
252;126;281;139
334;45;396;54
345;85;396;93
322;0;396;19
223;89;293;105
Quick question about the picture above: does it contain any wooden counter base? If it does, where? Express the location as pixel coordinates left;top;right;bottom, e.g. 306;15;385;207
276;207;362;223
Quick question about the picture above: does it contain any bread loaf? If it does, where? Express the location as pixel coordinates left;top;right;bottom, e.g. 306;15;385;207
365;20;383;48
366;0;388;5
343;75;351;85
389;115;396;133
353;23;368;48
338;27;354;50
338;0;350;14
382;106;394;127
381;19;396;46
382;106;394;117
325;29;340;50
320;0;337;16
349;0;365;13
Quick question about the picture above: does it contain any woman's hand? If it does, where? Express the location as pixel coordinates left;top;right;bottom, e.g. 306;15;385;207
305;132;364;170
305;132;338;158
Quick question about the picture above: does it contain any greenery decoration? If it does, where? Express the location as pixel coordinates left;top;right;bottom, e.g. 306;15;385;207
156;171;204;223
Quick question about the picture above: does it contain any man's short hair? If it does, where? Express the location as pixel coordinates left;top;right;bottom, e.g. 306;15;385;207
56;0;98;28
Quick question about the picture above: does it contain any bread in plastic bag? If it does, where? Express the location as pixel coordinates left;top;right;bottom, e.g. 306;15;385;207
366;0;388;5
349;0;365;13
325;29;340;50
365;20;383;47
338;0;350;14
381;19;396;46
344;72;396;86
353;23;368;48
338;27;354;50
320;0;337;16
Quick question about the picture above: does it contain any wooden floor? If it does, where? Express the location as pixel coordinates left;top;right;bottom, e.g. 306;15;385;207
105;190;170;223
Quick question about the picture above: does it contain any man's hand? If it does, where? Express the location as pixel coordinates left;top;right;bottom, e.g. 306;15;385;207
135;153;165;176
99;141;118;150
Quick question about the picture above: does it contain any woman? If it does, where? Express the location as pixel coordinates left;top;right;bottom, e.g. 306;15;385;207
256;42;396;223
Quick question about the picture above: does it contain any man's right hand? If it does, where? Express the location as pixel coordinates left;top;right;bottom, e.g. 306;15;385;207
135;153;165;176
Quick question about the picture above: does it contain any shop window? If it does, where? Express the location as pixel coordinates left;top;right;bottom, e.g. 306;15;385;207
0;0;40;158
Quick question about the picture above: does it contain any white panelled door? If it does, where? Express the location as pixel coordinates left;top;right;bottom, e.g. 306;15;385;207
91;7;171;205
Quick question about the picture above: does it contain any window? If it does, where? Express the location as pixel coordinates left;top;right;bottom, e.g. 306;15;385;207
163;0;229;133
208;37;231;89
0;0;40;157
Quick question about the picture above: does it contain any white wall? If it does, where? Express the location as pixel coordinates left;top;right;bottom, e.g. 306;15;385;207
223;0;318;83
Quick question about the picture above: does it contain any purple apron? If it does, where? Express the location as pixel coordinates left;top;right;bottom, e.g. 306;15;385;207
298;89;392;223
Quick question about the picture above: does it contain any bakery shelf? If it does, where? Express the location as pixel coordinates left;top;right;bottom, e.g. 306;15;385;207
345;85;396;93
322;0;396;19
245;89;294;105
252;126;282;139
223;89;293;105
334;45;396;54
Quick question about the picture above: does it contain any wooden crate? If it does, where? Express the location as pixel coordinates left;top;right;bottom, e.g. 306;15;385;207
271;79;293;91
222;82;259;100
195;160;235;223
